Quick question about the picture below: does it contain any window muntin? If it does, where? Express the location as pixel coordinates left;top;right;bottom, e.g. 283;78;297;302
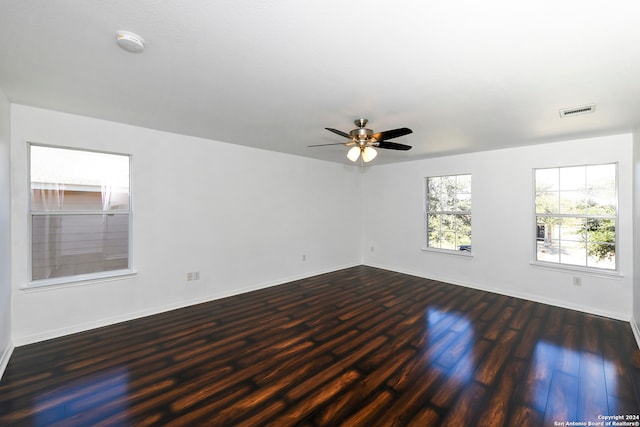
29;144;131;283
534;163;617;270
425;174;471;252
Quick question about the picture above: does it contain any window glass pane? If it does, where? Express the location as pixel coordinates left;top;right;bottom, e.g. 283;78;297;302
456;214;472;246
456;193;471;212
427;214;441;248
428;194;441;212
559;217;585;242
441;232;456;250
441;180;456;210
427;213;441;232
456;174;471;193
441;175;456;189
427;177;439;211
536;217;559;262
587;243;615;269
32;214;129;281
427;231;442;248
559;191;585;214
586;218;615;240
31;146;130;212
537;240;560;263
441;214;456;232
536;168;559;192
427;176;440;196
536;191;559;214
586;164;616;191
559;166;586;191
586;218;615;255
586;190;616;215
559;240;586;266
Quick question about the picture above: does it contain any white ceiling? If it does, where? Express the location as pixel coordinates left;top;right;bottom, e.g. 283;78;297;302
1;0;639;165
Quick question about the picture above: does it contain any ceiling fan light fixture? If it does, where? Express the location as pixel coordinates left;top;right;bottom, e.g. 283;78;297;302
362;146;377;162
347;146;361;162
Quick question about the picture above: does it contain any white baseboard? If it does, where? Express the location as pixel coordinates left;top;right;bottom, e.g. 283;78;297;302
0;341;15;381
365;262;630;322
13;263;360;346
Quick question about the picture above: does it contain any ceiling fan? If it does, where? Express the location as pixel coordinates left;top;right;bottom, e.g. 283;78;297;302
309;118;413;163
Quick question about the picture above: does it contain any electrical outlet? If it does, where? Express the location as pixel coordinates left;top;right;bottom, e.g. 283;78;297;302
302;254;306;262
193;271;200;280
573;276;582;286
187;272;193;281
370;246;374;253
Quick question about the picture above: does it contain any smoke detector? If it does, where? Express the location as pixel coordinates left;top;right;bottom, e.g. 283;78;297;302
559;104;596;118
116;31;145;53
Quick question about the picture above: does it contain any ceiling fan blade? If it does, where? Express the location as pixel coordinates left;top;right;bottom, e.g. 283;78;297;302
376;141;412;151
372;127;413;141
325;128;350;138
308;142;349;147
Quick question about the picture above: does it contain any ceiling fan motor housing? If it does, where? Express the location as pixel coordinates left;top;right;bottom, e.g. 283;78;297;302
350;127;374;145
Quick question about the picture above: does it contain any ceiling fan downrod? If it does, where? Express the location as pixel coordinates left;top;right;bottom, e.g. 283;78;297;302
355;118;368;128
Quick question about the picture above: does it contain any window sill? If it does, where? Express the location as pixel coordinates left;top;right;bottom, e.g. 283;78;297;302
22;269;138;292
421;247;474;258
529;261;623;279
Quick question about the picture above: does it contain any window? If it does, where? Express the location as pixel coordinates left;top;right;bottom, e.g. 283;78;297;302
425;174;471;252
534;163;617;270
29;144;131;283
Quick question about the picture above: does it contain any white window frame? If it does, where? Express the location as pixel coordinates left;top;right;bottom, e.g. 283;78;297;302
423;173;472;255
27;143;134;288
532;163;618;274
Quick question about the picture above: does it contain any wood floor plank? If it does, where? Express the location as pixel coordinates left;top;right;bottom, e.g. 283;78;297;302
1;265;639;426
513;316;544;360
509;300;536;330
430;338;493;409
338;389;395;427
483;305;516;341
407;406;442;427
376;366;445;426
474;328;519;386
439;382;489;426
476;359;528;427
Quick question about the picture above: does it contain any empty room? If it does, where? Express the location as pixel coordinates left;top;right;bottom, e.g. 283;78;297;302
1;1;640;426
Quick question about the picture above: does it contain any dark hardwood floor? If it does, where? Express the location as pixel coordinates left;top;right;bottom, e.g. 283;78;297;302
1;266;640;426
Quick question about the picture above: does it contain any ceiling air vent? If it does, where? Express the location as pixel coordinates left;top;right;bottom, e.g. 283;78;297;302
559;104;596;118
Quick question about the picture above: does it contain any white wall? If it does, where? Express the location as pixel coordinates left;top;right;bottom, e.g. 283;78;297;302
7;104;636;349
10;105;362;344
362;134;634;320
0;90;12;376
632;130;640;343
